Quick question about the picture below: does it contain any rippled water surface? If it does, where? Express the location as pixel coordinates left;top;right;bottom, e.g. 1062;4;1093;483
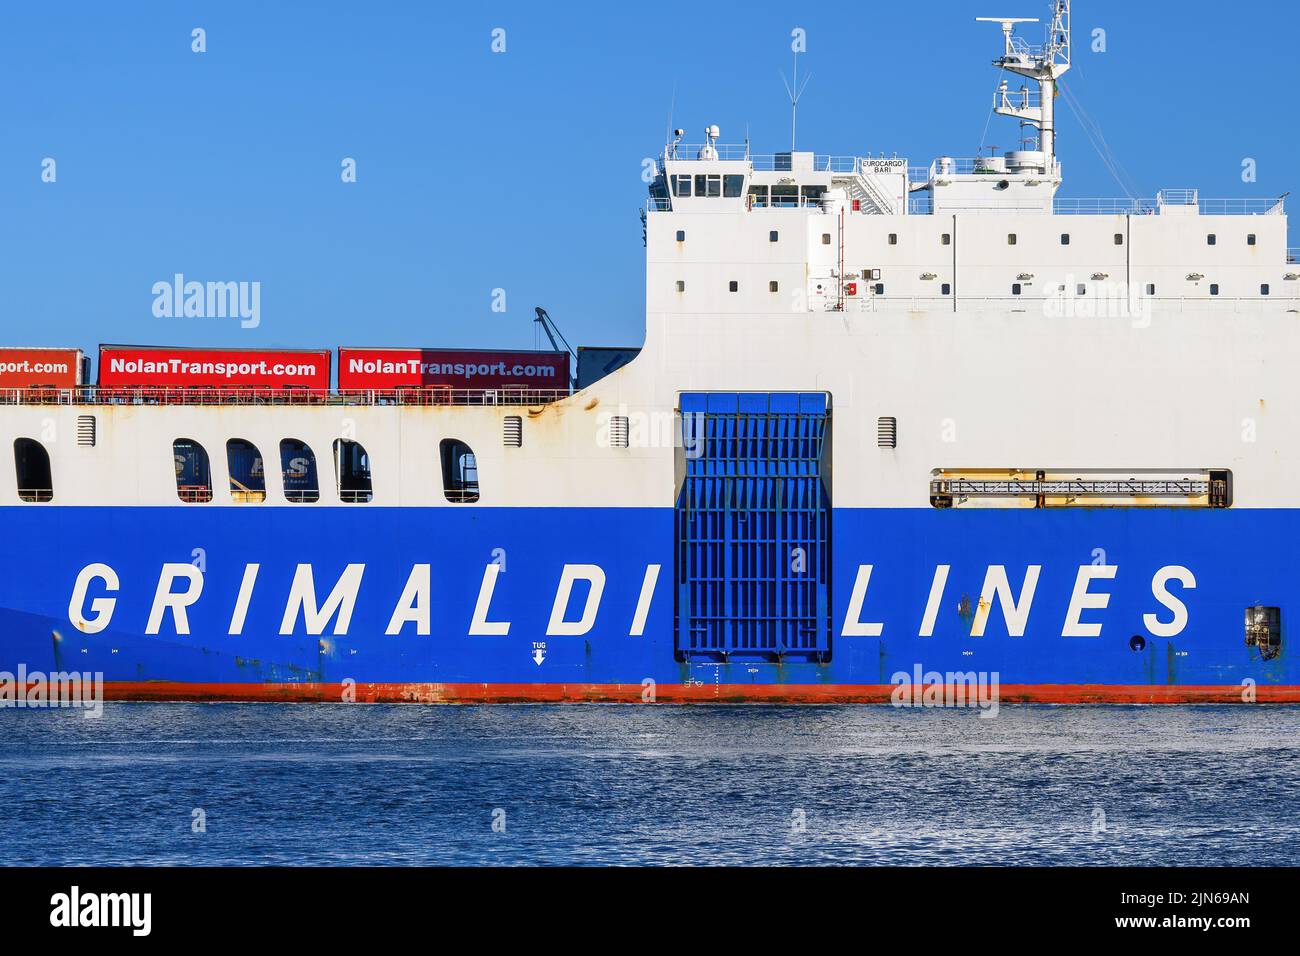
1;704;1296;865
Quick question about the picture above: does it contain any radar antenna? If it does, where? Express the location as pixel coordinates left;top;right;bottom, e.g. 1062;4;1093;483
977;0;1071;169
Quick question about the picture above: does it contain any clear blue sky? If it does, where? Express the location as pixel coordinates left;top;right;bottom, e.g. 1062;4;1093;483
0;1;1293;365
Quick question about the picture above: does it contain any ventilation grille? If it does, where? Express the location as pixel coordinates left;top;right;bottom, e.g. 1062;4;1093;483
503;415;522;447
877;416;897;448
76;415;97;447
609;415;630;448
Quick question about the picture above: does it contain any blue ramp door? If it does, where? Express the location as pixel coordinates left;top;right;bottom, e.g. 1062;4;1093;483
675;392;831;662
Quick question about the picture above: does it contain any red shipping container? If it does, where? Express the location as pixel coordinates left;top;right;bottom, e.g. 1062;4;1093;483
0;347;85;389
338;348;569;391
98;345;331;391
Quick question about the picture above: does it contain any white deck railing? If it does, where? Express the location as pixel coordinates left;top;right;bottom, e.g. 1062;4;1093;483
658;148;862;173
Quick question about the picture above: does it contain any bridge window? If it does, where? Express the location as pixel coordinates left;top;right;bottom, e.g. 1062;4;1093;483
748;185;768;206
226;439;265;503
173;439;212;503
333;439;373;503
694;174;721;198
671;175;691;197
280;439;319;503
440;439;480;503
723;175;744;197
771;184;797;206
14;438;52;502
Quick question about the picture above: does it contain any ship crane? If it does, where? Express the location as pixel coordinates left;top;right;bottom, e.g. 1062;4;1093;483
533;307;579;389
977;0;1071;168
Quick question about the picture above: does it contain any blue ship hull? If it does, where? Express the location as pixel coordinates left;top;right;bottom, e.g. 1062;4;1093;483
0;504;1294;702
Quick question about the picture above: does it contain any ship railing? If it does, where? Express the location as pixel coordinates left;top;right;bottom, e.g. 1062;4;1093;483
926;157;1063;179
1196;197;1286;215
931;478;1210;499
0;386;571;407
1053;198;1159;215
825;295;1299;314
1050;197;1284;216
657;150;861;173
1006;36;1040;58
752;154;861;173
1156;188;1199;206
993;86;1043;110
659;143;751;163
746;196;828;210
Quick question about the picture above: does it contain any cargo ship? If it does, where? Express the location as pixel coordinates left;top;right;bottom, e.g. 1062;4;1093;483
2;0;1298;703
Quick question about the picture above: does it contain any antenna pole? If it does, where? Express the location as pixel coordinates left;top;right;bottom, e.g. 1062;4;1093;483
781;49;810;152
791;51;797;150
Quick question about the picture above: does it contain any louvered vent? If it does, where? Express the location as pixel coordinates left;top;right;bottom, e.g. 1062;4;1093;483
76;415;97;447
503;415;522;447
609;415;630;448
877;416;897;448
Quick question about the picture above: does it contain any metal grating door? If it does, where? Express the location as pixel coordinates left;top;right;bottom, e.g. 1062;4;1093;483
675;392;831;662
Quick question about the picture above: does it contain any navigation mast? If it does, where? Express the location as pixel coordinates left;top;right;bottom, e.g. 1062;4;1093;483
977;0;1071;169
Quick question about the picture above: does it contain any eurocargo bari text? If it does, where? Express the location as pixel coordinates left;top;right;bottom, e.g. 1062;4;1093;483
107;358;321;379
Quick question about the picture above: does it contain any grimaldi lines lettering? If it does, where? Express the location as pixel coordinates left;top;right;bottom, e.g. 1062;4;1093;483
65;561;1196;640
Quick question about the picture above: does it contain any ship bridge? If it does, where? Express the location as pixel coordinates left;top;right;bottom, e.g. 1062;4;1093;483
644;0;1295;316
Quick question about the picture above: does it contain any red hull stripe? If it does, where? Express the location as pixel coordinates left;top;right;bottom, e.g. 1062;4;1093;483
90;682;1300;704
